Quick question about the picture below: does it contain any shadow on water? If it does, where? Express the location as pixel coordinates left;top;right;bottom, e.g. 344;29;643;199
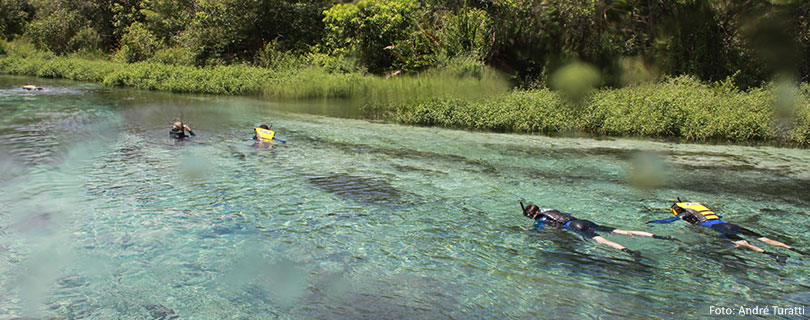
296;131;810;207
289;132;498;174
308;173;401;206
524;231;654;275
673;171;810;206
296;271;460;320
495;143;810;206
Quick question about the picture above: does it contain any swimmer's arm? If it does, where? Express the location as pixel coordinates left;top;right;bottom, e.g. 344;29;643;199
183;125;195;136
646;216;681;224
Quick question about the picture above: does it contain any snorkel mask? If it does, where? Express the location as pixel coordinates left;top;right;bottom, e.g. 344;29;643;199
172;121;184;132
521;202;542;219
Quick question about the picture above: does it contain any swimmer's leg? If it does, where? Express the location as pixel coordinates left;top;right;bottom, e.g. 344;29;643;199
728;224;810;257
754;237;810;257
736;226;806;254
713;224;787;262
568;220;642;260
730;239;786;262
592;235;626;250
732;239;765;253
611;229;682;242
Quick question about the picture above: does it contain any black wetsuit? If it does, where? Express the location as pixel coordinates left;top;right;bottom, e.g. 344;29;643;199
534;209;616;238
170;128;194;140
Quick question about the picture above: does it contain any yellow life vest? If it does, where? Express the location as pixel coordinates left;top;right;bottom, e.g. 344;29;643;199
255;128;275;142
671;202;720;220
23;85;37;90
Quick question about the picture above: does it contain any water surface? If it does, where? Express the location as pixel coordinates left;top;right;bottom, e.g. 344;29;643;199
1;75;809;319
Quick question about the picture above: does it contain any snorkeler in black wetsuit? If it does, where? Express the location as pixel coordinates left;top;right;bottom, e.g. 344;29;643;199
522;202;679;260
170;121;195;140
647;199;810;261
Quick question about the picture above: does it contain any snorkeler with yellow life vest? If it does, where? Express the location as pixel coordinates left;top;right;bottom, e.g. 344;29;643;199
252;124;285;144
647;198;810;261
253;124;275;141
23;83;44;91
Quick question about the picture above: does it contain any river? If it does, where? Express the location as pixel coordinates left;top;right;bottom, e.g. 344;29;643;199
1;75;809;319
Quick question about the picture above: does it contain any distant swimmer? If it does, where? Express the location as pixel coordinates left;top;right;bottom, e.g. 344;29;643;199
22;83;43;91
522;202;679;260
647;199;809;262
252;124;285;144
170;121;195;140
252;124;274;142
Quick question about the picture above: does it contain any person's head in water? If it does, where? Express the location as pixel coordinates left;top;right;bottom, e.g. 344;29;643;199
523;204;542;219
170;121;194;139
259;124;269;130
172;121;193;132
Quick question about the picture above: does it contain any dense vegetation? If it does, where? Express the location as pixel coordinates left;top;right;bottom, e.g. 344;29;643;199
1;0;809;145
0;40;508;99
1;0;807;85
384;77;810;145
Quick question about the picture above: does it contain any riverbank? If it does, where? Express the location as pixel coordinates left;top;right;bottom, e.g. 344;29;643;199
0;41;508;100
2;41;809;146
383;78;810;145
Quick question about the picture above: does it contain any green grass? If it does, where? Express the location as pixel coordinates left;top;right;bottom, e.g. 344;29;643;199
385;76;810;146
0;40;508;99
2;40;809;146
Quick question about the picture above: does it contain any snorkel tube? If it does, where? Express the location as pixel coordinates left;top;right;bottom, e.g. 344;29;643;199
521;201;541;219
670;197;684;216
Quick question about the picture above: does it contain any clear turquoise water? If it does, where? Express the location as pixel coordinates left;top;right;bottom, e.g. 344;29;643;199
1;75;809;319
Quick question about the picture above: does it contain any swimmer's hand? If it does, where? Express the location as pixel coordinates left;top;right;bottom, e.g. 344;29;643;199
765;251;788;263
621;248;642;260
653;235;682;242
789;248;810;257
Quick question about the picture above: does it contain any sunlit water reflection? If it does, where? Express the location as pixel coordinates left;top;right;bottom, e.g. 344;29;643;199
1;75;809;319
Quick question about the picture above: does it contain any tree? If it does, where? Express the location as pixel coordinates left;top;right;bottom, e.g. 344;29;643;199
0;0;34;40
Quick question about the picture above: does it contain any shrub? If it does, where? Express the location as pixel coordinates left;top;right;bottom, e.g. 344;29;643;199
306;52;360;74
0;0;33;40
149;47;195;66
25;8;84;54
381;75;810;146
255;40;304;71
68;27;102;53
435;7;493;61
323;0;421;73
115;22;160;63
